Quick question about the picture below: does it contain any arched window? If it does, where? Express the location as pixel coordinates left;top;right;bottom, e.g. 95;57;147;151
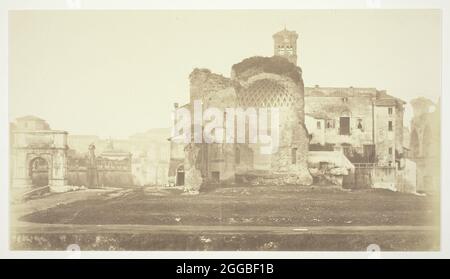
357;119;363;130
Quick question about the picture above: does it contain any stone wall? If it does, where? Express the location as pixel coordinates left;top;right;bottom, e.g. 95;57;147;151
189;68;234;105
67;156;133;187
307;151;354;186
351;166;396;190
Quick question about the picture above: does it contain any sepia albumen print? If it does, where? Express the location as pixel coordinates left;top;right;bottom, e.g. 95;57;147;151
9;10;441;251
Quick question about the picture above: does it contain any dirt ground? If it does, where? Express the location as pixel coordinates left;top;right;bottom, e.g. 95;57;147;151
10;185;440;251
15;185;439;227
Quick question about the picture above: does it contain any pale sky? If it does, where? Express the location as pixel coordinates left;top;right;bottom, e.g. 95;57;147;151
9;10;441;138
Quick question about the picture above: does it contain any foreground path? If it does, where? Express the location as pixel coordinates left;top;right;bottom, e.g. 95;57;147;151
12;222;438;235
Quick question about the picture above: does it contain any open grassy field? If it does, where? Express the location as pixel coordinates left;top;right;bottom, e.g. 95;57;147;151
11;186;440;250
19;185;439;227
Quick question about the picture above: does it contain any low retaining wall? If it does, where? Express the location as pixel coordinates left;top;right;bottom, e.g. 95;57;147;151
11;230;438;251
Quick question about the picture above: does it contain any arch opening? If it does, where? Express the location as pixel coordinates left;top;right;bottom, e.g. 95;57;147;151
29;157;49;187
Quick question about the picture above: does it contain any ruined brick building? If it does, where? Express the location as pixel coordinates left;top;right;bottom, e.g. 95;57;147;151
169;29;312;191
169;28;416;193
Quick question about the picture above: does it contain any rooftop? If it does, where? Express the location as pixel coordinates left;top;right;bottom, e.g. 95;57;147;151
15;115;46;121
304;86;406;105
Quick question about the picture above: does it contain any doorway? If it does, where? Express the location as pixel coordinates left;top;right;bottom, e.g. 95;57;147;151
176;165;185;186
340;117;350;135
211;171;220;184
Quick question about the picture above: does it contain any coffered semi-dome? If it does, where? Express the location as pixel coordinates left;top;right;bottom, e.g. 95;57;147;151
237;78;296;108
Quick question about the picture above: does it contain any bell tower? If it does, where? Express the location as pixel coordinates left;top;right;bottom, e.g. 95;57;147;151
273;28;299;65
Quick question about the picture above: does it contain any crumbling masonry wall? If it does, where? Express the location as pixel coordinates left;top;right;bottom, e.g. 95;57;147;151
182;56;312;190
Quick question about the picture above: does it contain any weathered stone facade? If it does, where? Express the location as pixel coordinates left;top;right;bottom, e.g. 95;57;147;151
304;86;406;167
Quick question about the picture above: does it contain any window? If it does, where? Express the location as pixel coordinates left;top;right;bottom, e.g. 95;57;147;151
317;121;321;129
278;46;284;54
326;119;335;129
287;46;293;55
388;107;393;115
291;148;297;164
357;119;363;130
388;121;393;131
388;147;393;155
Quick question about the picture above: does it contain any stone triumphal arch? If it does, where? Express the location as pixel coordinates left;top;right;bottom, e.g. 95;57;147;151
11;116;69;192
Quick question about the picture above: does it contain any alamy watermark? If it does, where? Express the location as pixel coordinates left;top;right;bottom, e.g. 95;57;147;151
171;100;280;154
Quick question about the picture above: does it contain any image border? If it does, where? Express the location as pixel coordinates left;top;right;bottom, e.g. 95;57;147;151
0;0;448;259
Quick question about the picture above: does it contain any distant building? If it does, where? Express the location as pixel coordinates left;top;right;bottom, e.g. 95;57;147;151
13;115;50;131
409;97;440;194
129;129;171;186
